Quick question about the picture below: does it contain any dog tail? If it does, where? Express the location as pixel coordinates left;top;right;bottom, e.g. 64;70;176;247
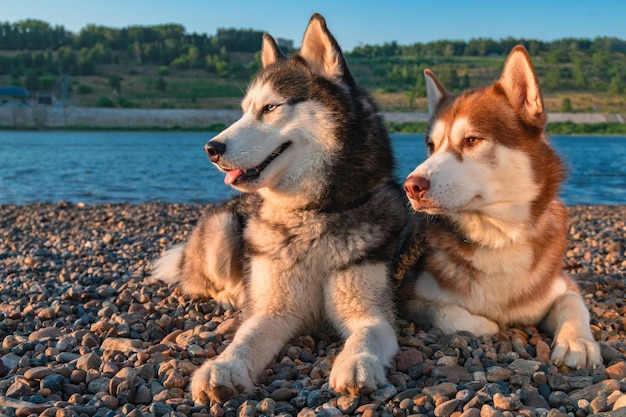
151;243;186;285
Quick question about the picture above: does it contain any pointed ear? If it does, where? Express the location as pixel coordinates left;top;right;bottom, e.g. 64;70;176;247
261;33;285;68
498;45;545;126
424;69;450;116
299;13;348;81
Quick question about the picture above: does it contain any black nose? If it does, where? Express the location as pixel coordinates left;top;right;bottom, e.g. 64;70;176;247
204;141;225;163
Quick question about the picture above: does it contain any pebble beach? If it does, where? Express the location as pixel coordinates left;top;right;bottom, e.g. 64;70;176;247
0;202;625;417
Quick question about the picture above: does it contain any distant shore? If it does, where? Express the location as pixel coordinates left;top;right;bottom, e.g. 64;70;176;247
1;107;626;135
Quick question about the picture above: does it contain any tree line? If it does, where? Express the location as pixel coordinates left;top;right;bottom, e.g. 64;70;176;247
346;37;625;95
0;19;624;96
0;19;267;80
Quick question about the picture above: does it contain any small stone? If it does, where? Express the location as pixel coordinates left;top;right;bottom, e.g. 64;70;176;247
492;393;522;411
336;395;360;414
306;389;333;408
520;389;550;409
395;349;423;372
37;307;56;320
548;391;575;409
590;393;608;413
486;366;513;382
432;364;472;382
535;340;551;363
28;326;61;342
270;387;293;402
361;409;378;417
570;379;620;402
134;384;152;404
606;361;626;380
256;398;275;415
15;405;51;417
76;352;102;372
508;359;541;376
24;366;53;380
460;408;481;417
423;381;458;401
162;369;186;389
148;401;174;417
370;383;397;403
40;374;65;392
612;394;626;411
399;398;414;410
7;379;34;397
214;317;240;335
100;337;143;353
434;398;459;416
86;376;111;394
480;404;505;417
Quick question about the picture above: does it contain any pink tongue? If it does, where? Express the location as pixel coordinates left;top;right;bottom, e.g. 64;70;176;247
224;169;245;185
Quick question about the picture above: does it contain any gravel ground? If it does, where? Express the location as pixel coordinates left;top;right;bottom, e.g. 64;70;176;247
0;203;625;417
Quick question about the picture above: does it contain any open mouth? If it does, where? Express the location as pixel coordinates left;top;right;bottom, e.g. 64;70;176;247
223;141;292;185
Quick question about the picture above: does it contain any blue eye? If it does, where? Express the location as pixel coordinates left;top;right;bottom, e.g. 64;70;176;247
264;104;278;112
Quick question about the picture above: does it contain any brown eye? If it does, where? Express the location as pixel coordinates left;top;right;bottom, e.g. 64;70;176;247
465;137;482;147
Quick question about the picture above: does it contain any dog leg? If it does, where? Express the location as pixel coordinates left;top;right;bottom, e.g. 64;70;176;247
190;313;301;404
326;263;398;395
542;291;602;368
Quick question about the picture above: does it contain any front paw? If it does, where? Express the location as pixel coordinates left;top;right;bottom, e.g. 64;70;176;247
551;334;602;369
329;351;386;396
430;305;500;336
190;357;253;404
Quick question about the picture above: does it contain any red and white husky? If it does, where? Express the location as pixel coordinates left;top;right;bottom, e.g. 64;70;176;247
402;46;601;368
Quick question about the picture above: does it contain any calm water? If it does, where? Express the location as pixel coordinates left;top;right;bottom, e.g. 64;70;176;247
1;131;625;206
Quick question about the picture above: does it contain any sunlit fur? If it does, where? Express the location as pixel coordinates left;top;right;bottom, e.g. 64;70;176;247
401;45;601;369
152;14;410;404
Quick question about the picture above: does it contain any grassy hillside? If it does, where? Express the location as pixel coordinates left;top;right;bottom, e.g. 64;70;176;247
25;56;622;114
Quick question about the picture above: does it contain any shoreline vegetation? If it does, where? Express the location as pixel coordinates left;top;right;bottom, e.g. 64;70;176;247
3;121;626;135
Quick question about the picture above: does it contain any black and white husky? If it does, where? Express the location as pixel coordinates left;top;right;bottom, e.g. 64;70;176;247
153;14;410;404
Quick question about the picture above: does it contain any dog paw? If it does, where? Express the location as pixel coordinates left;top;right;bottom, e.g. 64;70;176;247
432;306;500;336
329;351;386;396
551;335;602;369
190;358;253;404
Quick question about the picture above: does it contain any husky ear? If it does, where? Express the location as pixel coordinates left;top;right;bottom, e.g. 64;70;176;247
498;45;545;126
299;13;348;81
424;69;450;116
261;33;285;68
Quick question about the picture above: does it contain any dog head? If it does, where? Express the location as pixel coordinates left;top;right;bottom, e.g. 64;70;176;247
204;14;392;205
404;46;564;224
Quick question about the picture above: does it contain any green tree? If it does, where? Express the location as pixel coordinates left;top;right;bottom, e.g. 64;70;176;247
24;70;40;92
561;97;573;112
609;74;623;94
108;75;123;92
96;96;115;107
38;74;57;91
155;77;167;92
437;68;460;91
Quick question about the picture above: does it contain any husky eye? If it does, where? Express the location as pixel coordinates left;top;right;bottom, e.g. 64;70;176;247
464;137;482;147
262;104;279;114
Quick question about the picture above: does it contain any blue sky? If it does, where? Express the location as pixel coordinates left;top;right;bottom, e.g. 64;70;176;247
4;0;626;51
